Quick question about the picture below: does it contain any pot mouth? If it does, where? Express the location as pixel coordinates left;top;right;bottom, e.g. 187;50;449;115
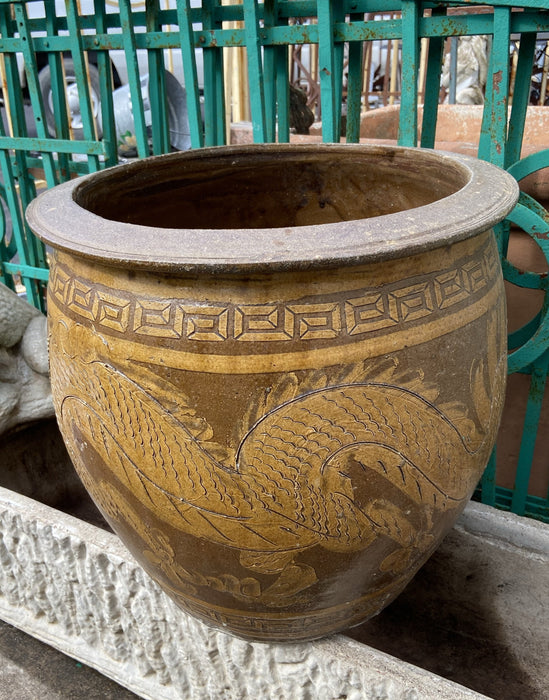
27;143;518;274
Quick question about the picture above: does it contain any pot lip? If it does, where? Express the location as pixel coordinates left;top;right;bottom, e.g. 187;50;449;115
26;143;519;274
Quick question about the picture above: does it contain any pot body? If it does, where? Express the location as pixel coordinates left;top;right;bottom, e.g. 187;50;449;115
28;144;517;641
46;232;505;641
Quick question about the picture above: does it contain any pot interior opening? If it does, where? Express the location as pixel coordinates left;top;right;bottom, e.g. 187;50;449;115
75;148;470;230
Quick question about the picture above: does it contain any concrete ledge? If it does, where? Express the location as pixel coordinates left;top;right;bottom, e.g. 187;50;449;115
0;484;495;700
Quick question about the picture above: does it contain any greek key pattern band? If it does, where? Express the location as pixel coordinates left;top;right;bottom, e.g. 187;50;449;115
49;240;498;344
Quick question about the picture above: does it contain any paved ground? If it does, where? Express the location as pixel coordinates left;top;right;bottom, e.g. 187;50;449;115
0;618;139;699
349;517;549;699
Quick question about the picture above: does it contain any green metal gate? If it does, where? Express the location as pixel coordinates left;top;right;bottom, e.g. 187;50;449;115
1;0;549;521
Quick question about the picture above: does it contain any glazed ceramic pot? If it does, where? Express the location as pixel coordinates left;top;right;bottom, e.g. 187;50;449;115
27;144;518;642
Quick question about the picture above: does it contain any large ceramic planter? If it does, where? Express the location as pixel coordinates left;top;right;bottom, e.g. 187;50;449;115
27;144;518;642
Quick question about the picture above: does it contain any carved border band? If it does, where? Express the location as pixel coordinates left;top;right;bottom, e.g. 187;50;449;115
49;240;498;345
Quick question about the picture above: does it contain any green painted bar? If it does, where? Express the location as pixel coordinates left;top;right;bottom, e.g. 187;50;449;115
333;4;345;141
12;3;60;185
0;136;105;155
506;33;537;169
263;0;280;143
63;0;101;171
176;0;204;148
1;261;50;282
275;43;290;143
0;106;38;258
508;313;543;352
398;0;419;146
345;12;365;144
317;0;338;143
43;3;71;181
502;257;546;292
203;0;226;147
506;199;549;374
243;0;267;143
117;0;150;158
477;7;522;172
2;3;48;302
4;12;547;54
420;7;447;148
93;2;119;167
507;148;549;184
0;8;546;53
146;1;171;156
0;147;43;307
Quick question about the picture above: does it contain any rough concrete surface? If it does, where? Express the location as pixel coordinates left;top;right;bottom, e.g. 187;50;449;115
0;618;139;699
348;510;549;699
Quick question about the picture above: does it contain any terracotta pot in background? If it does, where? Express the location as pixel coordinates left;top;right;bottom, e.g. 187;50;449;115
27;144;517;641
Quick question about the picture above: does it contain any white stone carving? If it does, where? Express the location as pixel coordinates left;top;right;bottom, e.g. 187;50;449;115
0;283;53;434
0;486;490;700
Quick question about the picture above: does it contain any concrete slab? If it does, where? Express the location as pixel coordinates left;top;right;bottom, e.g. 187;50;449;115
349;504;549;699
0;618;139;699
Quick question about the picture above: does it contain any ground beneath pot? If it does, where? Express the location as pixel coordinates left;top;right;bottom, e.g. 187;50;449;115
0;618;140;700
348;513;549;699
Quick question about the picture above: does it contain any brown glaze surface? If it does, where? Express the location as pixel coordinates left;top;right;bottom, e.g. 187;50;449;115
27;144;518;272
75;148;466;229
27;145;518;641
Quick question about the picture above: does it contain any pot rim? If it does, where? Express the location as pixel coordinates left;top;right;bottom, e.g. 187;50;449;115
26;143;519;274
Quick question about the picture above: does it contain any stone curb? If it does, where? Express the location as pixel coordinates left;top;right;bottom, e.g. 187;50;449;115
0;485;496;700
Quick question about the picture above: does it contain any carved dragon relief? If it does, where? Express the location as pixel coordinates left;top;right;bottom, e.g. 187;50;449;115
49;310;505;610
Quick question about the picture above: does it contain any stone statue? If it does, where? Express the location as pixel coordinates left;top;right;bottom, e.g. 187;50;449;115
0;282;53;434
441;35;488;105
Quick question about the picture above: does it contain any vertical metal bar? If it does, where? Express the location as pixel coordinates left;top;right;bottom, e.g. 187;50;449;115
63;0;102;171
94;0;118;167
243;0;267;143
479;7;510;168
203;0;226;146
448;36;458;105
317;0;337;143
263;0;279;143
44;2;71;180
12;3;59;185
346;12;365;144
0;7;36;211
0;153;44;307
0;186;14;291
116;0;150;158
176;0;204;148
398;0;420;147
275;43;289;143
332;4;345;140
0;41;35;232
0;5;44;309
6;2;50;305
479;9;511;259
146;0;170;155
511;353;549;516
420;4;446;149
506;32;537;169
478;35;493;161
